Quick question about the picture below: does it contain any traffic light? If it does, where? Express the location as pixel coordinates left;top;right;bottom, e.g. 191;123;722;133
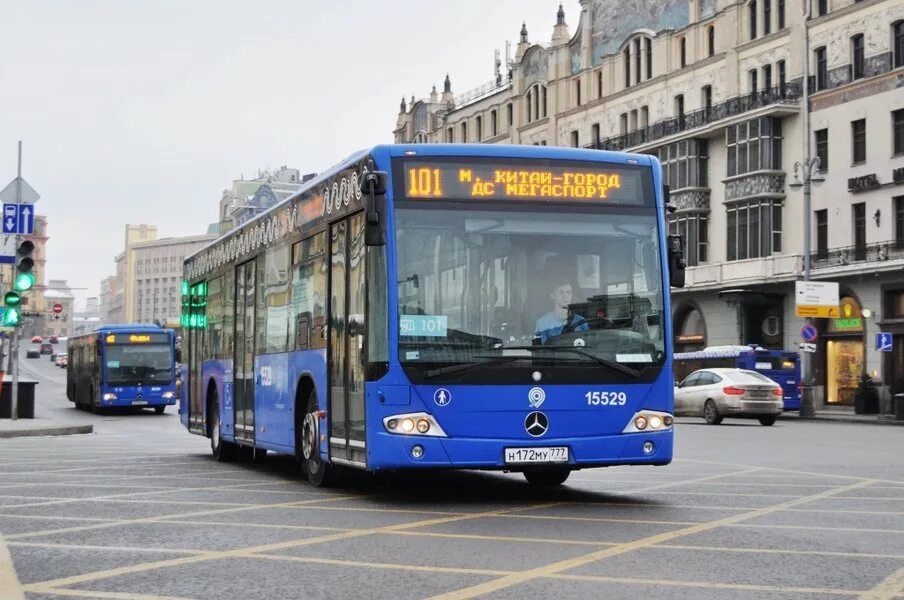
2;240;35;327
14;240;35;292
2;291;21;326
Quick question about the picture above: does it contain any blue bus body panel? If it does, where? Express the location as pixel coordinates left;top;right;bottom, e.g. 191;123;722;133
364;369;674;470
253;351;326;452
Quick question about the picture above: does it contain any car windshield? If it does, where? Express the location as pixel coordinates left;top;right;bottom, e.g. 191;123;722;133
395;205;665;373
104;344;173;384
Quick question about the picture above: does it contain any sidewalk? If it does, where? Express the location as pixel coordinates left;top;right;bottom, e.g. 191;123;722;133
781;407;904;426
0;417;93;438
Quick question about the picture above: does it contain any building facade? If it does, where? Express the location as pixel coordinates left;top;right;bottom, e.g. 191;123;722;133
394;0;904;409
217;167;314;233
130;234;217;326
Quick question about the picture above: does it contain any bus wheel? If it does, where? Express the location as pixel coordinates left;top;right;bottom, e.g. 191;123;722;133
758;416;777;426
154;406;166;415
523;467;571;486
300;391;332;487
703;400;723;425
209;394;238;462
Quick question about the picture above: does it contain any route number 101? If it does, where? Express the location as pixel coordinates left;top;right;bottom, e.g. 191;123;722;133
585;391;627;406
408;168;443;197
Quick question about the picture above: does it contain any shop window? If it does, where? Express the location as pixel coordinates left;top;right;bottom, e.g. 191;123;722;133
674;306;707;352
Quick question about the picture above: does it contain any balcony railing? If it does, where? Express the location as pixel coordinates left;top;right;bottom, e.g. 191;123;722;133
589;83;801;152
811;240;904;269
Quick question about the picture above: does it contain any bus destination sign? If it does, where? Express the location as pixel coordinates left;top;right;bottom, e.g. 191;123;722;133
402;160;647;204
105;333;170;345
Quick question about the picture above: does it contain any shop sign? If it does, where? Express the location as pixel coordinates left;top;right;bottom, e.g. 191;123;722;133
795;281;840;318
848;174;879;193
833;318;862;329
676;335;705;343
830;297;864;331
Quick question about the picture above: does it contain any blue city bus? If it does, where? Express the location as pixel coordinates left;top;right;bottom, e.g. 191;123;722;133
180;144;685;486
67;325;179;414
673;345;801;410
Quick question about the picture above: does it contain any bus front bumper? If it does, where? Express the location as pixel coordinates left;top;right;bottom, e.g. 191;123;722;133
100;394;177;408
366;429;673;471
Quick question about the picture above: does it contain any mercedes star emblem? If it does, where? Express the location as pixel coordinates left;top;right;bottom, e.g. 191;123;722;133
524;411;549;437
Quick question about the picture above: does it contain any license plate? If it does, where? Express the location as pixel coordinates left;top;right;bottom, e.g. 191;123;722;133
504;447;569;464
131;400;148;406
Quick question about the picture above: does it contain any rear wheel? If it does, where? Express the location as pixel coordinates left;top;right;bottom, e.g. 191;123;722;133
209;391;238;462
523;467;572;487
299;390;333;487
703;400;723;425
758;416;777;426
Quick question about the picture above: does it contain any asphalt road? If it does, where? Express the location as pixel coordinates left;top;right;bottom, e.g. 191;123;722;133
1;351;903;599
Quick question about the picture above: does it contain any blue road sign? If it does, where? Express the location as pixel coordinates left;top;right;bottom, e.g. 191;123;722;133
1;203;34;235
801;324;818;343
877;332;893;352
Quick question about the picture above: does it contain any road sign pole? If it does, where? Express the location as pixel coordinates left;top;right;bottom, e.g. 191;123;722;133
10;141;22;421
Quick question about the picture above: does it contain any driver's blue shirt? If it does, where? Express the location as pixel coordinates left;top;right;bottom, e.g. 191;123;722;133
534;312;588;343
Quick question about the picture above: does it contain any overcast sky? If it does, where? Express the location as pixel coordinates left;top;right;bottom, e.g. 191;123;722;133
0;1;581;310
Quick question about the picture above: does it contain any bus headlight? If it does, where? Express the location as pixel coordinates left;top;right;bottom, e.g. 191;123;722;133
162;392;176;399
383;412;447;437
623;410;673;434
102;393;117;402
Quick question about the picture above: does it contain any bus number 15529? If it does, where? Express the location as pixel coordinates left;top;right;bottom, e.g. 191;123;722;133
585;391;628;406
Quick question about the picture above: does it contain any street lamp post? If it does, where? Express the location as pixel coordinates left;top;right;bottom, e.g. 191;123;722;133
790;158;824;418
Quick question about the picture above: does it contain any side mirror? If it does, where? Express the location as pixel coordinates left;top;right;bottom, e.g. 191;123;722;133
361;171;387;247
667;235;686;288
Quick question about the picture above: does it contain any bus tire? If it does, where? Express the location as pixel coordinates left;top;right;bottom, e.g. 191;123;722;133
703;400;722;425
154;406;166;415
209;391;238;462
523;467;571;486
758;416;776;426
300;390;332;487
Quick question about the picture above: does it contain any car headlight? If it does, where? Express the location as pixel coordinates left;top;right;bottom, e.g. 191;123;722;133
623;410;673;433
383;412;447;437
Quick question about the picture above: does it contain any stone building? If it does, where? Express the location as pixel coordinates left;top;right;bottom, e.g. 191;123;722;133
393;0;904;409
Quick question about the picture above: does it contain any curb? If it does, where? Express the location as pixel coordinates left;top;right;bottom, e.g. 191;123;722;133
780;416;904;426
0;424;94;439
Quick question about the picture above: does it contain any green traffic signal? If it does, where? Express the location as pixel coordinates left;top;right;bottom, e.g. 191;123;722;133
13;272;35;292
2;306;20;326
4;291;20;307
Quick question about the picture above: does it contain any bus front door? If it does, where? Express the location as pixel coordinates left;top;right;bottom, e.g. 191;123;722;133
234;260;256;443
328;213;367;467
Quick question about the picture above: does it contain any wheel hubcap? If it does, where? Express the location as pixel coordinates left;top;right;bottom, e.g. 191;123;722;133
302;412;317;460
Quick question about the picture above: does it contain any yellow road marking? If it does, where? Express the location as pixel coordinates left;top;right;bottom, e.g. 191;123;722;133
7;541;205;555
23;589;198;600
657;543;904;560
859;567;904;600
249;552;513;577
23;500;563;592
7;494;362;540
729;523;904;534
679;458;904;486
544;572;855;597
387;529;616;547
0;533;24;600
426;478;877;599
162;519;351;533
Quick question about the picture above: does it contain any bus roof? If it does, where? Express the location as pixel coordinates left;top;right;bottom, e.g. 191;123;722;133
185;143;655;264
675;346;795;360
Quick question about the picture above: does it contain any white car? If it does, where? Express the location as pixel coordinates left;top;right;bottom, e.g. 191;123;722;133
675;368;784;426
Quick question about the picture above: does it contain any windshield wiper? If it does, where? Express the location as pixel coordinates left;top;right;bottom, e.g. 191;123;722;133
422;355;528;378
502;346;641;378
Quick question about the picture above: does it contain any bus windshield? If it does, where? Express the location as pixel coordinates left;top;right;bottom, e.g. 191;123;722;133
395;205;665;374
104;344;173;385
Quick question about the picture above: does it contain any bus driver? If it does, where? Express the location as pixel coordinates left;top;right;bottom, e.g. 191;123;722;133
534;279;588;343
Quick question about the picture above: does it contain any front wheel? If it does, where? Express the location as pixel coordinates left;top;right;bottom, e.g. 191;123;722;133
154;406;166;415
758;415;777;426
299;390;334;487
209;394;238;462
523;467;571;486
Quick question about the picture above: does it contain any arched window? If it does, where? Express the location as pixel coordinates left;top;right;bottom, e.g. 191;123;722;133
679;37;687;68
526;83;547;121
525;90;533;123
490;110;498;136
475;116;482;142
707;25;715;57
749;0;758;40
674;305;707;352
624;47;631;87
